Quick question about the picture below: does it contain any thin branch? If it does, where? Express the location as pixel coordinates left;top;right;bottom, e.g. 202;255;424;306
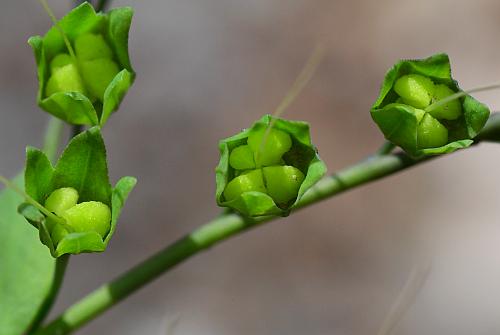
35;112;500;335
95;0;111;12
43;117;64;164
375;141;397;156
74;0;88;6
27;255;70;333
71;125;83;139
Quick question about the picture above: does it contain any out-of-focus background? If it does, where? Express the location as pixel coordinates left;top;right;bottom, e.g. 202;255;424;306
2;0;500;334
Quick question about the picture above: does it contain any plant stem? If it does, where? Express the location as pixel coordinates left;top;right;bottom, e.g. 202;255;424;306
71;125;83;139
74;0;87;6
27;255;70;333
43;117;63;163
95;0;111;12
375;141;396;156
35;112;500;335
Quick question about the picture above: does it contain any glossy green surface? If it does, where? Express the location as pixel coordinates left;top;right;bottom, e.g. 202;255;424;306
229;145;255;170
429;84;462;120
263;165;305;204
62;201;111;238
81;58;120;101
223;169;266;202
44;187;79;216
417;113;448;148
74;33;113;61
49;54;72;73
45;64;86;97
394;74;435;109
248;128;292;167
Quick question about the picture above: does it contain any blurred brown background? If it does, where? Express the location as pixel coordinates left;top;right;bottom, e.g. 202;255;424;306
2;0;500;334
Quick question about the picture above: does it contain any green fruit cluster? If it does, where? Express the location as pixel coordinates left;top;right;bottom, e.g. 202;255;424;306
224;128;305;207
46;33;120;102
44;187;111;245
393;74;461;149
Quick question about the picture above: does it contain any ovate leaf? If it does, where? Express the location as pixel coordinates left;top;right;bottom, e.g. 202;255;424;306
0;176;55;335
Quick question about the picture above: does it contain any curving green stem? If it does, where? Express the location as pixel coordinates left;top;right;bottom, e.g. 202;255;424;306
35;113;500;335
374;141;396;156
27;255;70;333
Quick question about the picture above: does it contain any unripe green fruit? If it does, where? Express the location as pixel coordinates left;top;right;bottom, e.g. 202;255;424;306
262;165;304;204
394;74;435;109
223;169;266;202
50;53;73;73
413;108;426;123
417;113;448;149
229;145;255;170
428;84;462;120
74;33;113;61
61;201;111;238
80;58;120;101
45;63;87;97
44;187;79;216
247;128;292;167
51;224;69;245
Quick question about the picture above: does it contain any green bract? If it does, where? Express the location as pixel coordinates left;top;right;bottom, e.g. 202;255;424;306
28;2;135;127
371;53;490;158
216;115;327;217
19;127;136;257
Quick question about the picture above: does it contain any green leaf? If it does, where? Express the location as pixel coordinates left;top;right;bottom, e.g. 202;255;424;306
28;2;135;127
420;139;473;155
107;6;134;72
371;104;420;156
52;127;111;206
18;203;45;228
463;95;490;138
39;92;99;126
0;176;55;335
216;115;327;217
104;176;137;245
371;53;490;158
55;231;105;257
100;69;133;126
25;147;55;204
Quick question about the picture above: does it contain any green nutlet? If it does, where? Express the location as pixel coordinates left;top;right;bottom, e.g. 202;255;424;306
248;127;292;167
428;84;462;120
223;169;266;202
229;145;256;170
44;187;79;216
80;58;120;102
262;165;304;204
61;201;112;238
75;33;114;61
394;74;435;109
45;63;87;97
417;113;448;149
